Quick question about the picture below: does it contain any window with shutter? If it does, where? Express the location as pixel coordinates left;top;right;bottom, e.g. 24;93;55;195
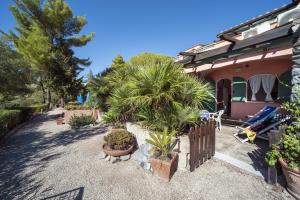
277;69;292;103
232;77;246;102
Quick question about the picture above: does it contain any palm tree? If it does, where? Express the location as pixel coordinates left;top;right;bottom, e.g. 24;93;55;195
105;61;213;132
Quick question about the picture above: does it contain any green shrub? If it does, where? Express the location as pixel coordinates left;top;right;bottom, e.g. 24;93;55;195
0;104;47;139
265;134;300;169
104;129;136;150
0;109;22;138
69;115;96;128
65;104;92;110
67;101;79;106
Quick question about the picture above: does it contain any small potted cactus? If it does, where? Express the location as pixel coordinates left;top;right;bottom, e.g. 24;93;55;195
103;129;137;157
146;128;178;181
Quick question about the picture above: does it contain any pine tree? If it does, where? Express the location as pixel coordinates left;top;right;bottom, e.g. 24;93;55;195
0;36;31;102
9;0;95;107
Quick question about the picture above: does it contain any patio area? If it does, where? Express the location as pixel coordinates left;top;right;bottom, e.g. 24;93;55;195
215;125;269;178
0;110;294;200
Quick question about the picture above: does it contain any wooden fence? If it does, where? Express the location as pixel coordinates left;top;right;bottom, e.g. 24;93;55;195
188;120;216;172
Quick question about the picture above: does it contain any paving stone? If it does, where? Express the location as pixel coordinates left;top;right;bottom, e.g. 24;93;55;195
120;154;131;161
111;156;121;163
105;155;111;161
99;151;107;160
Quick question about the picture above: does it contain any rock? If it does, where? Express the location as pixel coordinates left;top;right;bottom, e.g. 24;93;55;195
105;155;111;161
140;162;151;171
132;143;152;171
177;136;190;170
99;151;107;160
111;156;121;164
120;154;131;161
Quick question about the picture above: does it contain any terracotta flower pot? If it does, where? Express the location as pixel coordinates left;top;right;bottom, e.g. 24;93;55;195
150;153;178;182
56;117;64;125
279;158;300;199
102;144;134;157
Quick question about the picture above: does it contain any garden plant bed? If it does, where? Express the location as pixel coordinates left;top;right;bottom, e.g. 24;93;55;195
63;109;100;124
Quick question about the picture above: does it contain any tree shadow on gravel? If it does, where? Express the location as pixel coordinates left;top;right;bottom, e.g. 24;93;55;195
42;125;108;148
0;113;108;199
41;187;84;200
247;139;269;180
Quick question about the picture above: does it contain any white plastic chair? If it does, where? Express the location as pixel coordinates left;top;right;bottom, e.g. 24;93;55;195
210;110;224;131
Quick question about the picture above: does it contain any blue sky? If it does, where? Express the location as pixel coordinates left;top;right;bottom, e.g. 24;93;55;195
1;0;291;77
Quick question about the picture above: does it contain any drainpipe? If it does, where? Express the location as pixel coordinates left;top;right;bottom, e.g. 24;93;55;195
291;19;300;101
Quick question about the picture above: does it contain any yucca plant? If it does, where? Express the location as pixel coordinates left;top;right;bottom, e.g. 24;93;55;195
146;128;176;160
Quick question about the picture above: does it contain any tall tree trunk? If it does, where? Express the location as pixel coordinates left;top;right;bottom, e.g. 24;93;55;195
60;97;65;108
46;88;51;109
40;81;46;104
291;21;300;101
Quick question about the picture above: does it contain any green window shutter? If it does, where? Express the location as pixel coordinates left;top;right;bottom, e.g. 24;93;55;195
205;79;216;112
232;77;246;102
277;69;292;103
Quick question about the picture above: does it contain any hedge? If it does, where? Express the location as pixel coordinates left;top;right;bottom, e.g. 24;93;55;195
0;104;47;139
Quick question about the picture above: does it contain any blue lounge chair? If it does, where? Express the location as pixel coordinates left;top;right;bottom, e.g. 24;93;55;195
234;106;280;143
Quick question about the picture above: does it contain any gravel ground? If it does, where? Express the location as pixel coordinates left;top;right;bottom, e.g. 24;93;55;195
0;109;295;200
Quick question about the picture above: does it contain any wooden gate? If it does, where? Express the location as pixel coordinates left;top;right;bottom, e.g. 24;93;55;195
188;119;216;172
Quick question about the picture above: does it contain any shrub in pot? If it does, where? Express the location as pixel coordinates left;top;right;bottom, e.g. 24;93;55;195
111;122;126;130
146;128;178;181
103;129;136;157
265;134;300;199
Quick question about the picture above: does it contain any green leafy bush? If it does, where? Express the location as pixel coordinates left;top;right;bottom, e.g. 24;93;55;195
146;128;176;160
69;115;96;128
65;104;92;110
283;89;300;135
265;134;300;170
0;104;47;138
104;129;136;150
67;101;79;106
0;109;23;138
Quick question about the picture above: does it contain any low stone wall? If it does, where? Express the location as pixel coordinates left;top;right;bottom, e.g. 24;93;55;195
64;109;101;124
126;122;190;170
126;122;150;145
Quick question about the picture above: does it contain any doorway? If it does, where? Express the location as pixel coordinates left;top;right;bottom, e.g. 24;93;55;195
217;79;231;116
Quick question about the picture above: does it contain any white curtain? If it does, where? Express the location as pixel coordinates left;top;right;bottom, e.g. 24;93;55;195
249;75;262;101
261;74;276;101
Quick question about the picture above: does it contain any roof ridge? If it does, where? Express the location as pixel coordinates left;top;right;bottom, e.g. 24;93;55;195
218;2;297;36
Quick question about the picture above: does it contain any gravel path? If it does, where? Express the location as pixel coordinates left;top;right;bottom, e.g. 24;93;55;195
0;110;294;200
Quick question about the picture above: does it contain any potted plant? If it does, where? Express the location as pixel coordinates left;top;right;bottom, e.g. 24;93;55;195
265;134;300;199
146;128;178;181
103;129;136;157
111;122;126;130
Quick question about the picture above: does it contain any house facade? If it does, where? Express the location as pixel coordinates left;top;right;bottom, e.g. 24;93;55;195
177;1;300;120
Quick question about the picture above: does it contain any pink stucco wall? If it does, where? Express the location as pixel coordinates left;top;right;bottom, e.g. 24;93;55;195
205;58;292;120
207;59;292;81
231;102;281;119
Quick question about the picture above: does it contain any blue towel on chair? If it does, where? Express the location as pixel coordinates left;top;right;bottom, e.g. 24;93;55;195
247;106;277;125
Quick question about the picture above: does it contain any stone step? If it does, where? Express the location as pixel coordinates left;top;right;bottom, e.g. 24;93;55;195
221;117;244;126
